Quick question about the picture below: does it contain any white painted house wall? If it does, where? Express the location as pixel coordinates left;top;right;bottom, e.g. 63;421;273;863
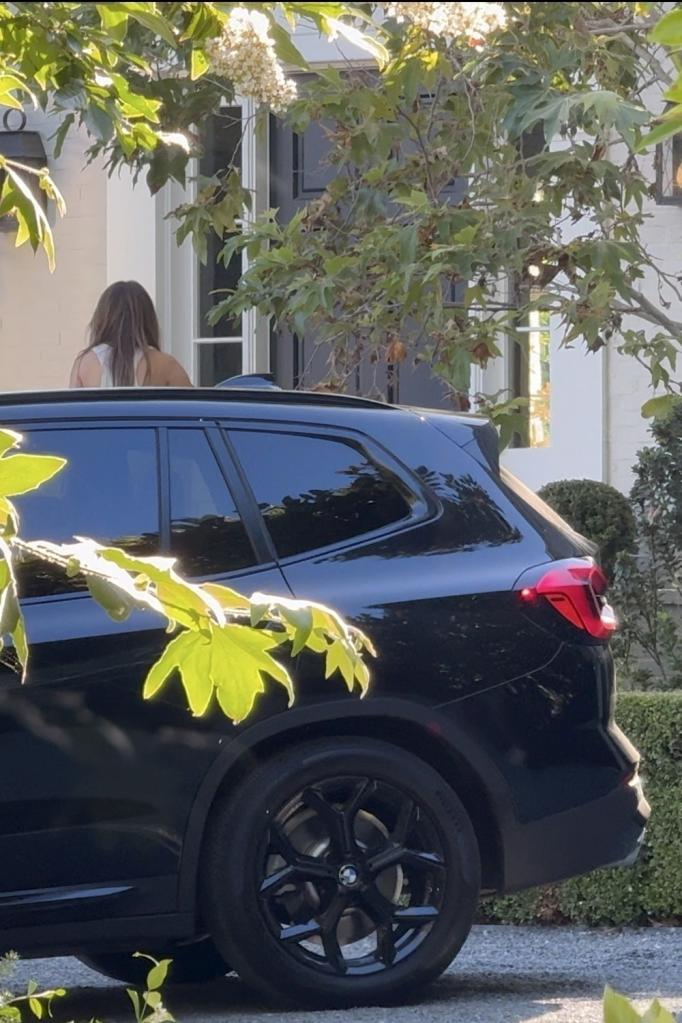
0;109;107;392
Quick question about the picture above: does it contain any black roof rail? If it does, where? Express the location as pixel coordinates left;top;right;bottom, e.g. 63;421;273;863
0;387;393;411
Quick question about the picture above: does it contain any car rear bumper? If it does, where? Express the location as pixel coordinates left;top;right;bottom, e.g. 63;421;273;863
500;767;650;893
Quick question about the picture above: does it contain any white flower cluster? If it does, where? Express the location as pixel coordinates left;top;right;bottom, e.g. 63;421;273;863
386;2;507;47
206;7;297;113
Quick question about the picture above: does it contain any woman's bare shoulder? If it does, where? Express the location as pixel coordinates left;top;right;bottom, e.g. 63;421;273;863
148;349;192;386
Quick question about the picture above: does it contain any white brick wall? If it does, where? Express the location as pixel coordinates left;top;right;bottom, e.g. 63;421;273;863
0;110;106;391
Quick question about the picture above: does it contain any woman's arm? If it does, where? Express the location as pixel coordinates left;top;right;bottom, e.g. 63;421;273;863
69;355;84;388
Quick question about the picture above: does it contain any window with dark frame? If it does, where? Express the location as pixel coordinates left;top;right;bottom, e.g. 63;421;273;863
14;428;160;598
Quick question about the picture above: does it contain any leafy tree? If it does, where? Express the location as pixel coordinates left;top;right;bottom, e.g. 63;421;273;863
1;2;680;422
644;3;682;147
0;428;374;721
0;2;382;266
214;1;682;421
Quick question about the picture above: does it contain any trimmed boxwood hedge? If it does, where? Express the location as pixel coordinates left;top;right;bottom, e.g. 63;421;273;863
481;692;682;926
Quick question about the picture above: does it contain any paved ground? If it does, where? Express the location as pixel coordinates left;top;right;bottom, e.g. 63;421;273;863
9;925;682;1023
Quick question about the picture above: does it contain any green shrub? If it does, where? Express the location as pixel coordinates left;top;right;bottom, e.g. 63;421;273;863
482;691;682;926
537;478;635;579
611;401;682;689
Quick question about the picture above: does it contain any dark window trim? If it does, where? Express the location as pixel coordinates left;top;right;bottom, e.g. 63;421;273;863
208;424;278;565
223;421;432;565
157;427;171;551
164;422;269;578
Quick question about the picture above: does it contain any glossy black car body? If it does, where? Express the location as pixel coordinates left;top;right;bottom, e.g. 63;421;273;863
0;389;648;1002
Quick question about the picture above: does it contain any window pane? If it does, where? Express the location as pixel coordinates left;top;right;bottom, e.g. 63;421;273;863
15;429;159;598
197;342;242;386
199;110;242;337
230;431;414;558
512;288;551;449
199;236;242;339
169;429;255;577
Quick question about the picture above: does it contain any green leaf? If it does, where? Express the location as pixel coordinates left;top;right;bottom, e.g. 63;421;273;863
87;576;135;622
325;640;355;689
0;430;21;457
96;3;129;40
603;987;643;1023
400;224;418;266
190;48;209;80
127;987;141;1022
641;1001;677;1023
51;114;75;161
249;596;270;627
146;958;172;991
635;113;682;151
84;104;115;143
28;998;42;1019
178;635;213;716
641;394;678;419
354;657;370;695
0;454;66;498
110;3;177;46
145;631;213;716
12;615;27;674
99;547;221;629
268;22;310;69
0;497;18;539
0;545;28;678
210;623;293;723
321;16;387;66
143;630;196;699
651;9;682;47
0;74;27;111
202;583;250;612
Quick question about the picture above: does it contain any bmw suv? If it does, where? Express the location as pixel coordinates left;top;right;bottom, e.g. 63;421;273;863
0;386;648;1007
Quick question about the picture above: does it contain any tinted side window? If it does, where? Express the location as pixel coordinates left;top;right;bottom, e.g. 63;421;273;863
230;430;414;558
15;428;159;598
168;430;255;577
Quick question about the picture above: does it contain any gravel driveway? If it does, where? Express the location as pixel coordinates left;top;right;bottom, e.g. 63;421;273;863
10;925;682;1023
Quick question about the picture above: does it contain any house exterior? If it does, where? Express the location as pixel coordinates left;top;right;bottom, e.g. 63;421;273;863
0;29;675;495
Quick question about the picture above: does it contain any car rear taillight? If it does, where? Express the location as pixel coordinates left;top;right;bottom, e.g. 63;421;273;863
519;558;617;640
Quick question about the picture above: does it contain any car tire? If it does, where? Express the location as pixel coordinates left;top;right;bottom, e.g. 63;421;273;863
78;937;229;985
201;737;480;1008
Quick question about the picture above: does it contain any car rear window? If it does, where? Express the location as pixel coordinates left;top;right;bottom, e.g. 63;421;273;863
229;429;415;558
499;466;597;558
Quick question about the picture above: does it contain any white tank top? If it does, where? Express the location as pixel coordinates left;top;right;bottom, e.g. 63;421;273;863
92;344;145;387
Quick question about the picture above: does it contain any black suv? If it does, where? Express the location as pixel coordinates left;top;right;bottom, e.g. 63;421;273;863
0;388;648;1008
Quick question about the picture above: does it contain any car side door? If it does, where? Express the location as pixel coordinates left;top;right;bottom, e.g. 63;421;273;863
0;419;288;925
224;422;433;703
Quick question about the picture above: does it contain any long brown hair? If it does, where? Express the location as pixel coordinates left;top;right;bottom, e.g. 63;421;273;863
87;280;160;386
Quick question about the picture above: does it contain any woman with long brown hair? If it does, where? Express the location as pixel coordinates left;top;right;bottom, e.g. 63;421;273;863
70;280;191;387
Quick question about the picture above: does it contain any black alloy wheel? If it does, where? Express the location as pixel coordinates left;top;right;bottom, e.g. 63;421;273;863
202;738;480;1007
